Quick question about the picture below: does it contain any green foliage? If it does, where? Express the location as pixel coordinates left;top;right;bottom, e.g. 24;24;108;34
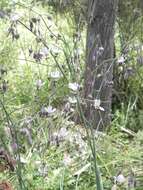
0;0;10;9
118;0;143;41
0;1;143;189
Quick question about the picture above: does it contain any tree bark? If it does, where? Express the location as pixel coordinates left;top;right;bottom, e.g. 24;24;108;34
83;0;118;129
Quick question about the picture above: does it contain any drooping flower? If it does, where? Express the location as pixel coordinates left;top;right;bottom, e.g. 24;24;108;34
20;128;33;145
36;79;44;89
116;174;126;184
137;56;143;66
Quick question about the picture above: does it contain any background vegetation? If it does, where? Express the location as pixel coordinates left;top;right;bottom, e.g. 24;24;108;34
0;0;143;189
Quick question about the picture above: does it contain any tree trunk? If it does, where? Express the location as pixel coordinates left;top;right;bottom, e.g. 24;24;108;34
83;0;118;129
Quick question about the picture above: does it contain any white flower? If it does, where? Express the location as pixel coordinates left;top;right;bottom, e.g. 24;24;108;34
118;56;125;64
41;106;56;114
50;45;61;54
50;71;61;79
35;160;41;166
97;46;104;56
64;102;71;112
68;82;79;91
97;73;102;78
99;46;104;51
40;47;49;57
16;156;27;164
116;174;126;184
94;99;101;108
10;13;21;21
98;106;105;111
46;106;56;114
94;99;105;111
68;97;77;104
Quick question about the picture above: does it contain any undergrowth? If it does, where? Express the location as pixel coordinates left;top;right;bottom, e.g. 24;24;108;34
0;1;143;190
